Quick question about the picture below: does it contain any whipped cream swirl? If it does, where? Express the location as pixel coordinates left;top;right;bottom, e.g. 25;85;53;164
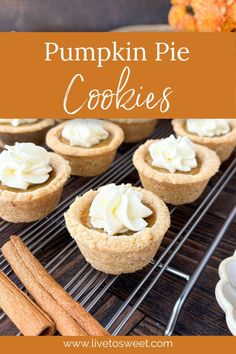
148;135;197;174
89;184;153;236
61;119;109;148
186;119;230;137
0;119;38;127
0;143;52;190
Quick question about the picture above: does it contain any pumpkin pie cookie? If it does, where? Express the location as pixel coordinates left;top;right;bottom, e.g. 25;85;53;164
133;135;220;205
65;183;170;274
46;119;124;177
172;119;236;162
0;119;55;148
111;119;157;143
0;142;71;223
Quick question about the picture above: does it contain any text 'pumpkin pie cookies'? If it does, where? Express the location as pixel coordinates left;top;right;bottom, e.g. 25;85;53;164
133;135;221;205
46;119;124;177
0;142;71;223
111;119;157;143
0;119;55;148
172;119;236;162
65;183;170;274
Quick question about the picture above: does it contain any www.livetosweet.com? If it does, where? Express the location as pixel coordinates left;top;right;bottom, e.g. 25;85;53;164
63;338;174;349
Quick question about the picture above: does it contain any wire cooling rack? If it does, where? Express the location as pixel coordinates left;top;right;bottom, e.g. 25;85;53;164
0;120;235;336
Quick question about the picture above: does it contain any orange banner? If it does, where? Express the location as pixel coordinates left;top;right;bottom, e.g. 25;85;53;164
1;336;236;354
0;32;235;119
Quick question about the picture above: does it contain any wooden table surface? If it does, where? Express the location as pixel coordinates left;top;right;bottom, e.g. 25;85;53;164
0;120;235;336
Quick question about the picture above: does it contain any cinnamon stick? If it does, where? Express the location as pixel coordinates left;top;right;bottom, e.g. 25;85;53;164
2;236;108;336
0;270;55;336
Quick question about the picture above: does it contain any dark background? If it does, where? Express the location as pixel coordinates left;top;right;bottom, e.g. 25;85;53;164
0;0;170;31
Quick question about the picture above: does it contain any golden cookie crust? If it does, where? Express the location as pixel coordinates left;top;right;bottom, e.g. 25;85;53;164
133;140;220;205
111;119;157;143
0;153;71;223
46;120;124;177
65;186;170;274
0;119;55;147
172;119;236;162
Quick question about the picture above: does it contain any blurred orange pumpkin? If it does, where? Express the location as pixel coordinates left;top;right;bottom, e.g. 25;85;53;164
168;0;236;32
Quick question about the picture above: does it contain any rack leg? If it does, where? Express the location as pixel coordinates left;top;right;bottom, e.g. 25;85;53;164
164;206;236;336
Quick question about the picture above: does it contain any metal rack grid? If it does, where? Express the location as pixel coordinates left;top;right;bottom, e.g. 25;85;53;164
0;121;235;336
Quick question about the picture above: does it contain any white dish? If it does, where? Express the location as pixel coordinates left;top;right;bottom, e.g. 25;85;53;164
111;24;171;32
215;251;236;335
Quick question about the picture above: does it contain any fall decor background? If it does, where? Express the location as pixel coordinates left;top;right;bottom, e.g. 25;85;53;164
168;0;236;32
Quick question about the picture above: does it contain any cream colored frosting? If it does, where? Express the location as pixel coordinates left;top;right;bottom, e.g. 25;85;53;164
89;184;153;236
148;135;197;173
186;119;230;137
0;119;38;127
0;143;52;190
61;119;109;148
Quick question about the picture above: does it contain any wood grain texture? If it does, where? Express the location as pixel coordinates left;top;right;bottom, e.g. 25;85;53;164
0;120;235;336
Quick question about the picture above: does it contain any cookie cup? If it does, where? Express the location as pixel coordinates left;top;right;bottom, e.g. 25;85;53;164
133;140;221;205
111;119;157;143
0;153;71;223
0;119;55;148
172;119;236;162
65;187;170;275
46;121;124;177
